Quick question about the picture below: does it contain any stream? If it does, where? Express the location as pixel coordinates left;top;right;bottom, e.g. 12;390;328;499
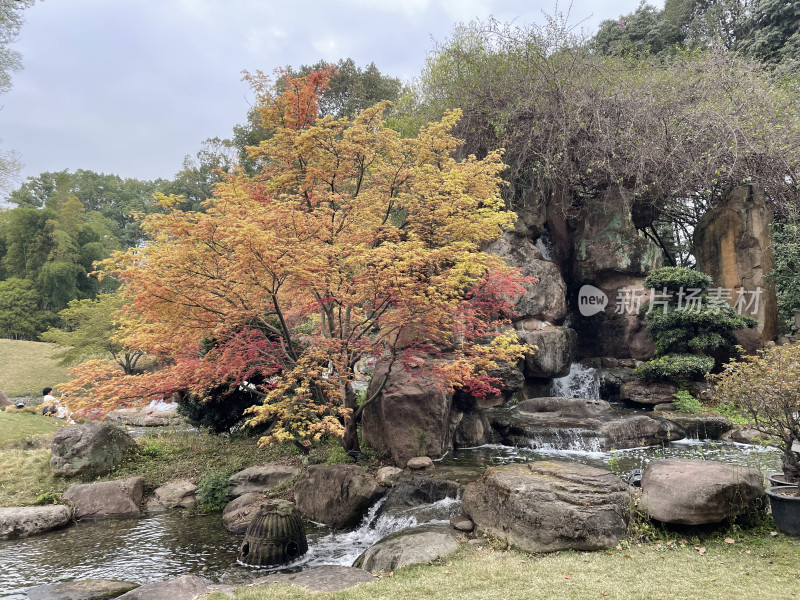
0;363;782;598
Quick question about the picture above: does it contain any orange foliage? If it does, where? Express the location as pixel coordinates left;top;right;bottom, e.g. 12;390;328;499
61;69;530;449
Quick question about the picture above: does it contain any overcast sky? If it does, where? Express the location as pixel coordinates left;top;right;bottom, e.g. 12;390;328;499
0;0;661;191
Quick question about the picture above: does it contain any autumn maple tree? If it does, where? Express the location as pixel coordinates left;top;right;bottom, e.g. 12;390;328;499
61;68;529;452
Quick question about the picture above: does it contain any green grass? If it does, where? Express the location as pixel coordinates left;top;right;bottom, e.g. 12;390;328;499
0;410;65;447
0;339;73;397
214;536;800;600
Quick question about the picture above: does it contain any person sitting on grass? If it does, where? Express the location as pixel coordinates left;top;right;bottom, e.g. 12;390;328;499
41;387;58;416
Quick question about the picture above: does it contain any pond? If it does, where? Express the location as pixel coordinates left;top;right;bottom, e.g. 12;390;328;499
0;439;781;598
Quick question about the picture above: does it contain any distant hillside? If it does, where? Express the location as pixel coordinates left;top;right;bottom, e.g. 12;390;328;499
0;339;72;398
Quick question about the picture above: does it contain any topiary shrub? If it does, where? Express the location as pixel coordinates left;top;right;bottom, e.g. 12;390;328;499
635;267;757;383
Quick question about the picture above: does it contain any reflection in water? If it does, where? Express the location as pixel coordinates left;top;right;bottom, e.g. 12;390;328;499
0;439;781;599
0;513;240;599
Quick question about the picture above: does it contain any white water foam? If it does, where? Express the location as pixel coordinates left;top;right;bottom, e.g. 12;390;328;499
263;495;461;571
550;362;600;399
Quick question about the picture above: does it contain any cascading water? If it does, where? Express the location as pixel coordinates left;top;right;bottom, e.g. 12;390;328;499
273;494;461;571
549;362;600;400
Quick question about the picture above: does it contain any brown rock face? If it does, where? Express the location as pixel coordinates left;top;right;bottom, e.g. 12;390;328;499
571;191;662;284
694;185;777;344
462;462;630;552
517;326;577;378
575;273;655;361
640;458;764;525
487;232;568;323
361;357;455;466
292;465;383;529
619;381;678;406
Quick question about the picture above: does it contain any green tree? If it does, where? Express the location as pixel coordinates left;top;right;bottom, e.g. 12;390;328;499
231;58;401;173
769;214;800;333
41;293;143;374
8;170;164;248
592;2;685;57
634;267;758;382
162;138;235;212
0;277;51;339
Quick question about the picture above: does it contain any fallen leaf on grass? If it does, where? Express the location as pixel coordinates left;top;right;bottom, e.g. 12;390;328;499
725;538;735;544
770;531;778;537
697;547;707;555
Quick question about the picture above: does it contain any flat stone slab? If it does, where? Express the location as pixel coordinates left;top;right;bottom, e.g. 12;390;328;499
489;407;685;451
0;505;72;539
63;477;144;521
27;579;139;600
252;565;376;593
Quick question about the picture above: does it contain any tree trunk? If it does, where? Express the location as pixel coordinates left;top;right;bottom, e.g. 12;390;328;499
342;381;360;453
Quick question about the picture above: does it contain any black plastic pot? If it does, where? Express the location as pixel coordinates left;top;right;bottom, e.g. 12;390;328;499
768;473;794;487
766;486;800;537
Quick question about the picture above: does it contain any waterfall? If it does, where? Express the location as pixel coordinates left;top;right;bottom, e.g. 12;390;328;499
293;494;461;569
550;362;600;399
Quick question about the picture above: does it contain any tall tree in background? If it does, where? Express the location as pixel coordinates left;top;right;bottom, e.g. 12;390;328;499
61;69;529;452
232;59;402;174
8;169;164;248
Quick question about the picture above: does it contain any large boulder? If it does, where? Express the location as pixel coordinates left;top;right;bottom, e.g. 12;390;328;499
694;185;777;344
453;410;491;448
0;505;72;539
27;579;139;600
116;575;209;600
222;492;266;533
462;462;630;552
293;465;384;529
354;524;460;573
63;477;144;521
149;480;197;511
487;232;568;323
378;475;462;523
361;356;456;466
50;423;137;477
229;464;299;497
667;415;734;440
517;326;577;379
639;459;764;525
516;396;611;415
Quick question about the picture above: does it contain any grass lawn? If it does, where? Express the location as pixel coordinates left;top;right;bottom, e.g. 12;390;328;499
0;339;73;397
0;410;65;447
215;535;800;600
